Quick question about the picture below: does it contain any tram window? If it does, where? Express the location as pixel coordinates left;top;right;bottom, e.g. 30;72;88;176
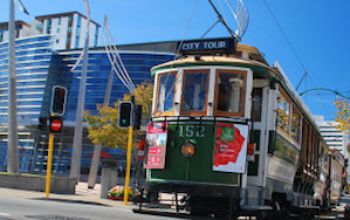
252;88;262;121
291;107;302;143
276;91;290;133
182;70;209;113
156;72;176;113
216;71;246;116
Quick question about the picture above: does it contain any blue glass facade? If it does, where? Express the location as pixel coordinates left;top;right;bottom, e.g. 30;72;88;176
0;35;54;172
0;35;175;175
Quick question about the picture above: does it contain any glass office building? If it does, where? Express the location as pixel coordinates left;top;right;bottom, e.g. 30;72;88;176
0;35;54;172
0;35;175;175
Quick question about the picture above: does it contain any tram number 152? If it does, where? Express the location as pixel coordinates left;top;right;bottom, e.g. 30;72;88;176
178;125;205;138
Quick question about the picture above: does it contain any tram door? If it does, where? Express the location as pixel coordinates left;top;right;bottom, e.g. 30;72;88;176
247;81;270;187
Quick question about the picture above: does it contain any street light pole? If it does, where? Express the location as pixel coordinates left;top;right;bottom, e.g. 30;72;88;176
87;68;114;189
69;34;89;180
69;0;91;181
7;0;19;173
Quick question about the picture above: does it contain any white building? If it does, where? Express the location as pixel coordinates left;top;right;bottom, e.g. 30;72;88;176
0;11;100;50
315;115;350;184
0;20;32;42
35;11;100;50
315;115;347;154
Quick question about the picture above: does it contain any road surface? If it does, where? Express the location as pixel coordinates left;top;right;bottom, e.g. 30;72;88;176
0;195;173;220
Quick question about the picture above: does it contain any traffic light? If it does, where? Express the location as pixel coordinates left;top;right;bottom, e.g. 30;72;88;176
38;117;48;130
51;85;67;116
118;102;133;128
134;105;142;130
49;116;63;133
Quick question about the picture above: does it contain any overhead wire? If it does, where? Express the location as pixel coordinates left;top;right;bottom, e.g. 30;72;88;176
262;0;308;92
103;16;135;92
105;21;135;90
104;21;135;90
262;0;337;118
103;32;133;92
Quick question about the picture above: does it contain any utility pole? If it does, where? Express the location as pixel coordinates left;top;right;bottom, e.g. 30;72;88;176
87;69;114;189
7;0;19;173
69;0;90;181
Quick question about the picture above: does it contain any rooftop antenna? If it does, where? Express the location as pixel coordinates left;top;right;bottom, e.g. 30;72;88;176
203;0;249;41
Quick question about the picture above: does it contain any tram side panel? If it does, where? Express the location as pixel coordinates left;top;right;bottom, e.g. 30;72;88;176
329;151;345;205
263;83;323;208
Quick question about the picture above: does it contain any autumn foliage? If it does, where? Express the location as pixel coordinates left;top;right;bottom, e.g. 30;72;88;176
84;83;153;150
335;97;350;133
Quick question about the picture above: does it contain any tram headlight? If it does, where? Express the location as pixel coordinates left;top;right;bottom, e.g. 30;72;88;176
181;142;196;158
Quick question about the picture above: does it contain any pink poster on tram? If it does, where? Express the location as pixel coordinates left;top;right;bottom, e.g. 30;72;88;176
144;122;168;169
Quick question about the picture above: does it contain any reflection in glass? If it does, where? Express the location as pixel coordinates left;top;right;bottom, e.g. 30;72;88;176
291;107;301;142
217;73;243;113
157;73;175;112
276;92;290;133
183;72;208;112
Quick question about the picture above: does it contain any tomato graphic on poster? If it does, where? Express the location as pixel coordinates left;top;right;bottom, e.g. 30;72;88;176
213;122;248;173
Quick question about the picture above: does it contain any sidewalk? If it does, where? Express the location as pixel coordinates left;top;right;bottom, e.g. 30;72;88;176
0;182;136;208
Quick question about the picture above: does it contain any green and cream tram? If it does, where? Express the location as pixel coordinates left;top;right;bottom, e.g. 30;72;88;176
142;38;345;218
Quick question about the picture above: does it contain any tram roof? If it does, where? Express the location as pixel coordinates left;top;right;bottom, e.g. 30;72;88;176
151;43;270;74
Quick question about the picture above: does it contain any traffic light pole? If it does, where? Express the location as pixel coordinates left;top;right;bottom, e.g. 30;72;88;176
124;125;134;205
45;133;55;198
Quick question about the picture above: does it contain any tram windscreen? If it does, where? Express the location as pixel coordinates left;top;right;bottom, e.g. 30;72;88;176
217;73;244;114
183;72;208;112
157;73;176;113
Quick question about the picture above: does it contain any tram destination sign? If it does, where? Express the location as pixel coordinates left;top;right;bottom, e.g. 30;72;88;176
178;37;236;56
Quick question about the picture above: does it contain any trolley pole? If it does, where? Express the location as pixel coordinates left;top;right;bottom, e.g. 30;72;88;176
45;133;55;198
124;125;134;205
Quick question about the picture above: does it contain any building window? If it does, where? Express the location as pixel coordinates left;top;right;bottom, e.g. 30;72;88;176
181;69;209;115
46;19;52;34
0;30;3;41
16;28;20;38
57;17;61;25
56;39;60;44
75;16;81;48
57;28;60;33
94;27;98;47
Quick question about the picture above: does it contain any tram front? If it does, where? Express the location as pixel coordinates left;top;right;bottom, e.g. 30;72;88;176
144;39;254;215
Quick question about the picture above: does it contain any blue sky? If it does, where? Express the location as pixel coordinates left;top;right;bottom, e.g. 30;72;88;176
0;0;349;120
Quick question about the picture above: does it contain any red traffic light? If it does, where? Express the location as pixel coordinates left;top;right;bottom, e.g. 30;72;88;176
49;116;63;133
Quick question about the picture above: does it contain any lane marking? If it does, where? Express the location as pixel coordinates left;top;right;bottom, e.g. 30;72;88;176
0;212;11;216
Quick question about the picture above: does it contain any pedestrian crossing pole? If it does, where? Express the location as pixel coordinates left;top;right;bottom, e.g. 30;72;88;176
45;86;67;198
45;133;55;198
119;96;135;205
124;125;134;205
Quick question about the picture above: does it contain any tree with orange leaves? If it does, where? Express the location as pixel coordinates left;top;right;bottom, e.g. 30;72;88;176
335;97;350;133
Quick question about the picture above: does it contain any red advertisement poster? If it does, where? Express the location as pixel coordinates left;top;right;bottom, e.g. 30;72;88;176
144;122;168;169
213;122;248;173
